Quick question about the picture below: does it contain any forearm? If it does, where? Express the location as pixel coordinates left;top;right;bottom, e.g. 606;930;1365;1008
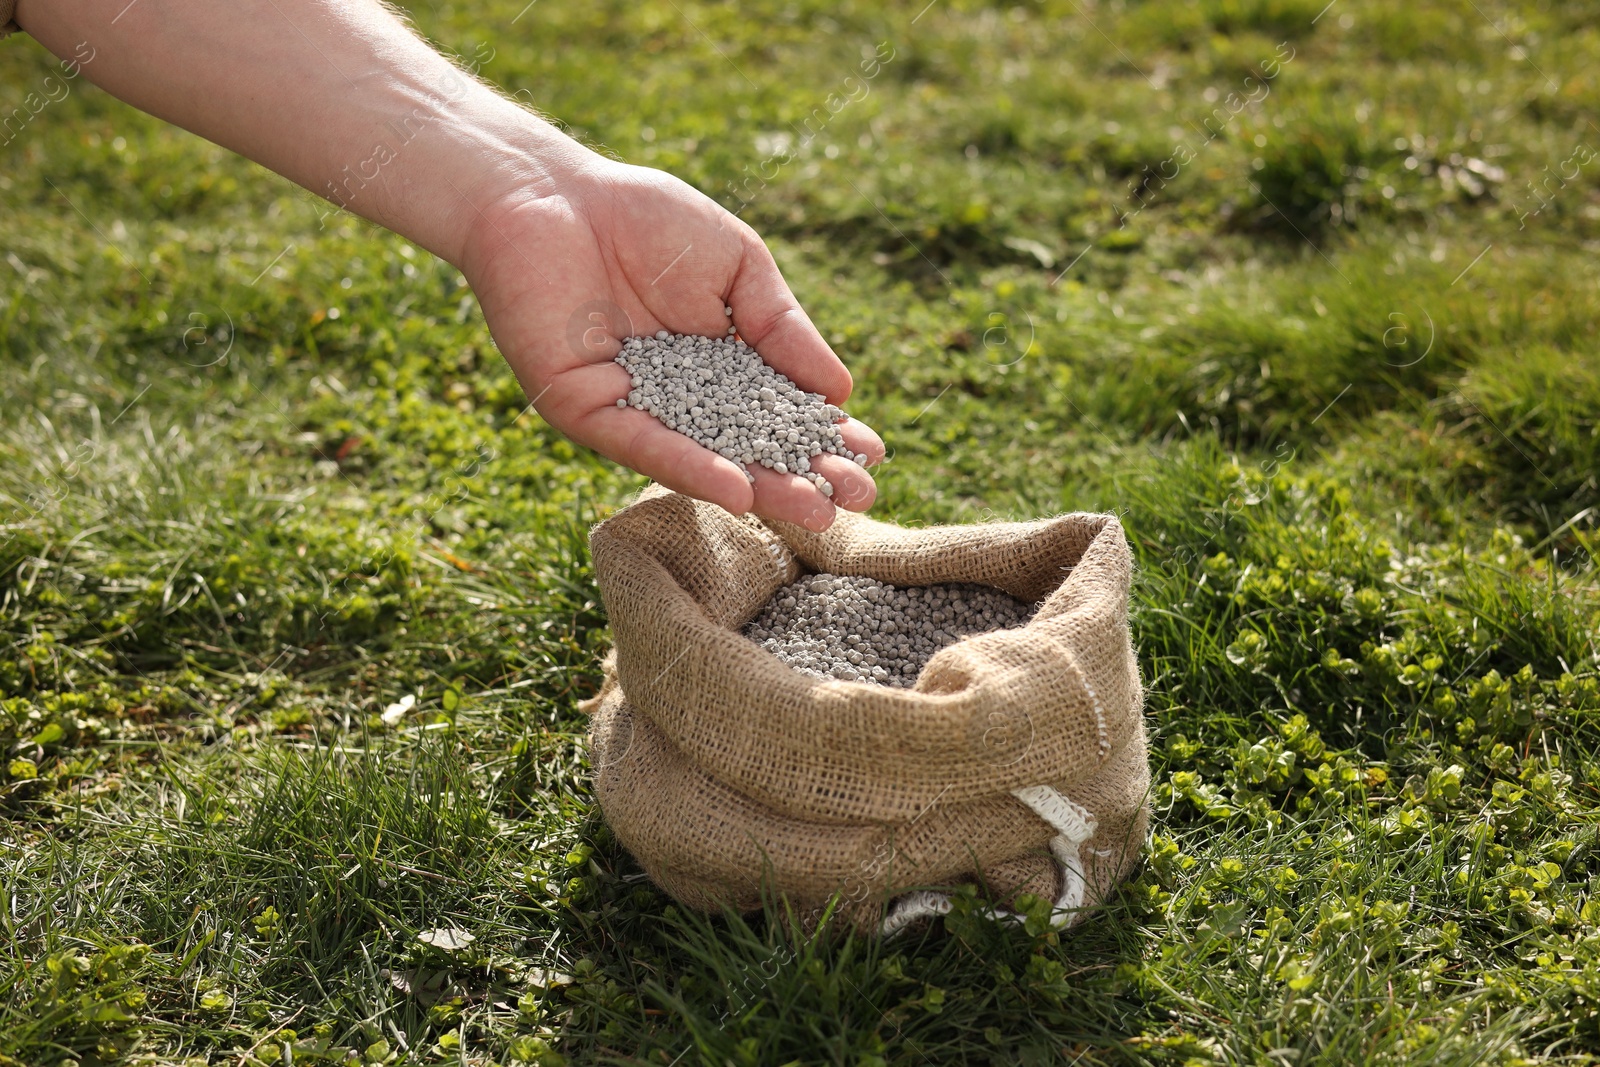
14;0;880;528
14;0;595;266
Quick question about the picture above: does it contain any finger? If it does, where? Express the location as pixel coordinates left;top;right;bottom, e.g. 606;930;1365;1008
748;463;837;532
726;230;852;404
811;454;877;512
571;402;755;516
836;418;886;466
638;252;740;340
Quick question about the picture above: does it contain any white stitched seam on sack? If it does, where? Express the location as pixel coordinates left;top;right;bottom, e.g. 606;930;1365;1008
878;890;954;936
752;527;790;584
765;539;787;579
1081;671;1110;760
877;786;1098;937
1011;785;1098;925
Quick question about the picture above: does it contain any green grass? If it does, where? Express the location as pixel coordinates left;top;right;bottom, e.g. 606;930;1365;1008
4;0;1600;1063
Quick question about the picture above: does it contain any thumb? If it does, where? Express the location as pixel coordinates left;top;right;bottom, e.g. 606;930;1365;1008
725;228;853;405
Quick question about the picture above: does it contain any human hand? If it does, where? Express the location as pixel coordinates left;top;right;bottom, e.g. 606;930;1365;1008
458;157;884;531
17;0;876;527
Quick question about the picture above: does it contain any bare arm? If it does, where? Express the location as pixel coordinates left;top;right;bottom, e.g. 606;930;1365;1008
14;0;882;528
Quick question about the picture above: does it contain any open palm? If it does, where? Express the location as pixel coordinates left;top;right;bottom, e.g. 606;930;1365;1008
458;158;883;530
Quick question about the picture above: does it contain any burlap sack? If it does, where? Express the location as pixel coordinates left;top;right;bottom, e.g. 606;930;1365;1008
582;486;1149;930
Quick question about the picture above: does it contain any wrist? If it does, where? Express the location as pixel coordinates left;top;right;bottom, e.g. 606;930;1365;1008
340;75;602;269
452;124;622;289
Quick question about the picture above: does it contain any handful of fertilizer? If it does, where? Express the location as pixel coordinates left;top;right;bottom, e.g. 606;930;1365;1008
614;328;864;497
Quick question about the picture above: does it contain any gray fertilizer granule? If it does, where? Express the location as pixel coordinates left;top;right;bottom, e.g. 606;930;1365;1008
744;573;1034;687
615;328;863;496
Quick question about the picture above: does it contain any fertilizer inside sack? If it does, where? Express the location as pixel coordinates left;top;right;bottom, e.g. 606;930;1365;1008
743;573;1033;687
